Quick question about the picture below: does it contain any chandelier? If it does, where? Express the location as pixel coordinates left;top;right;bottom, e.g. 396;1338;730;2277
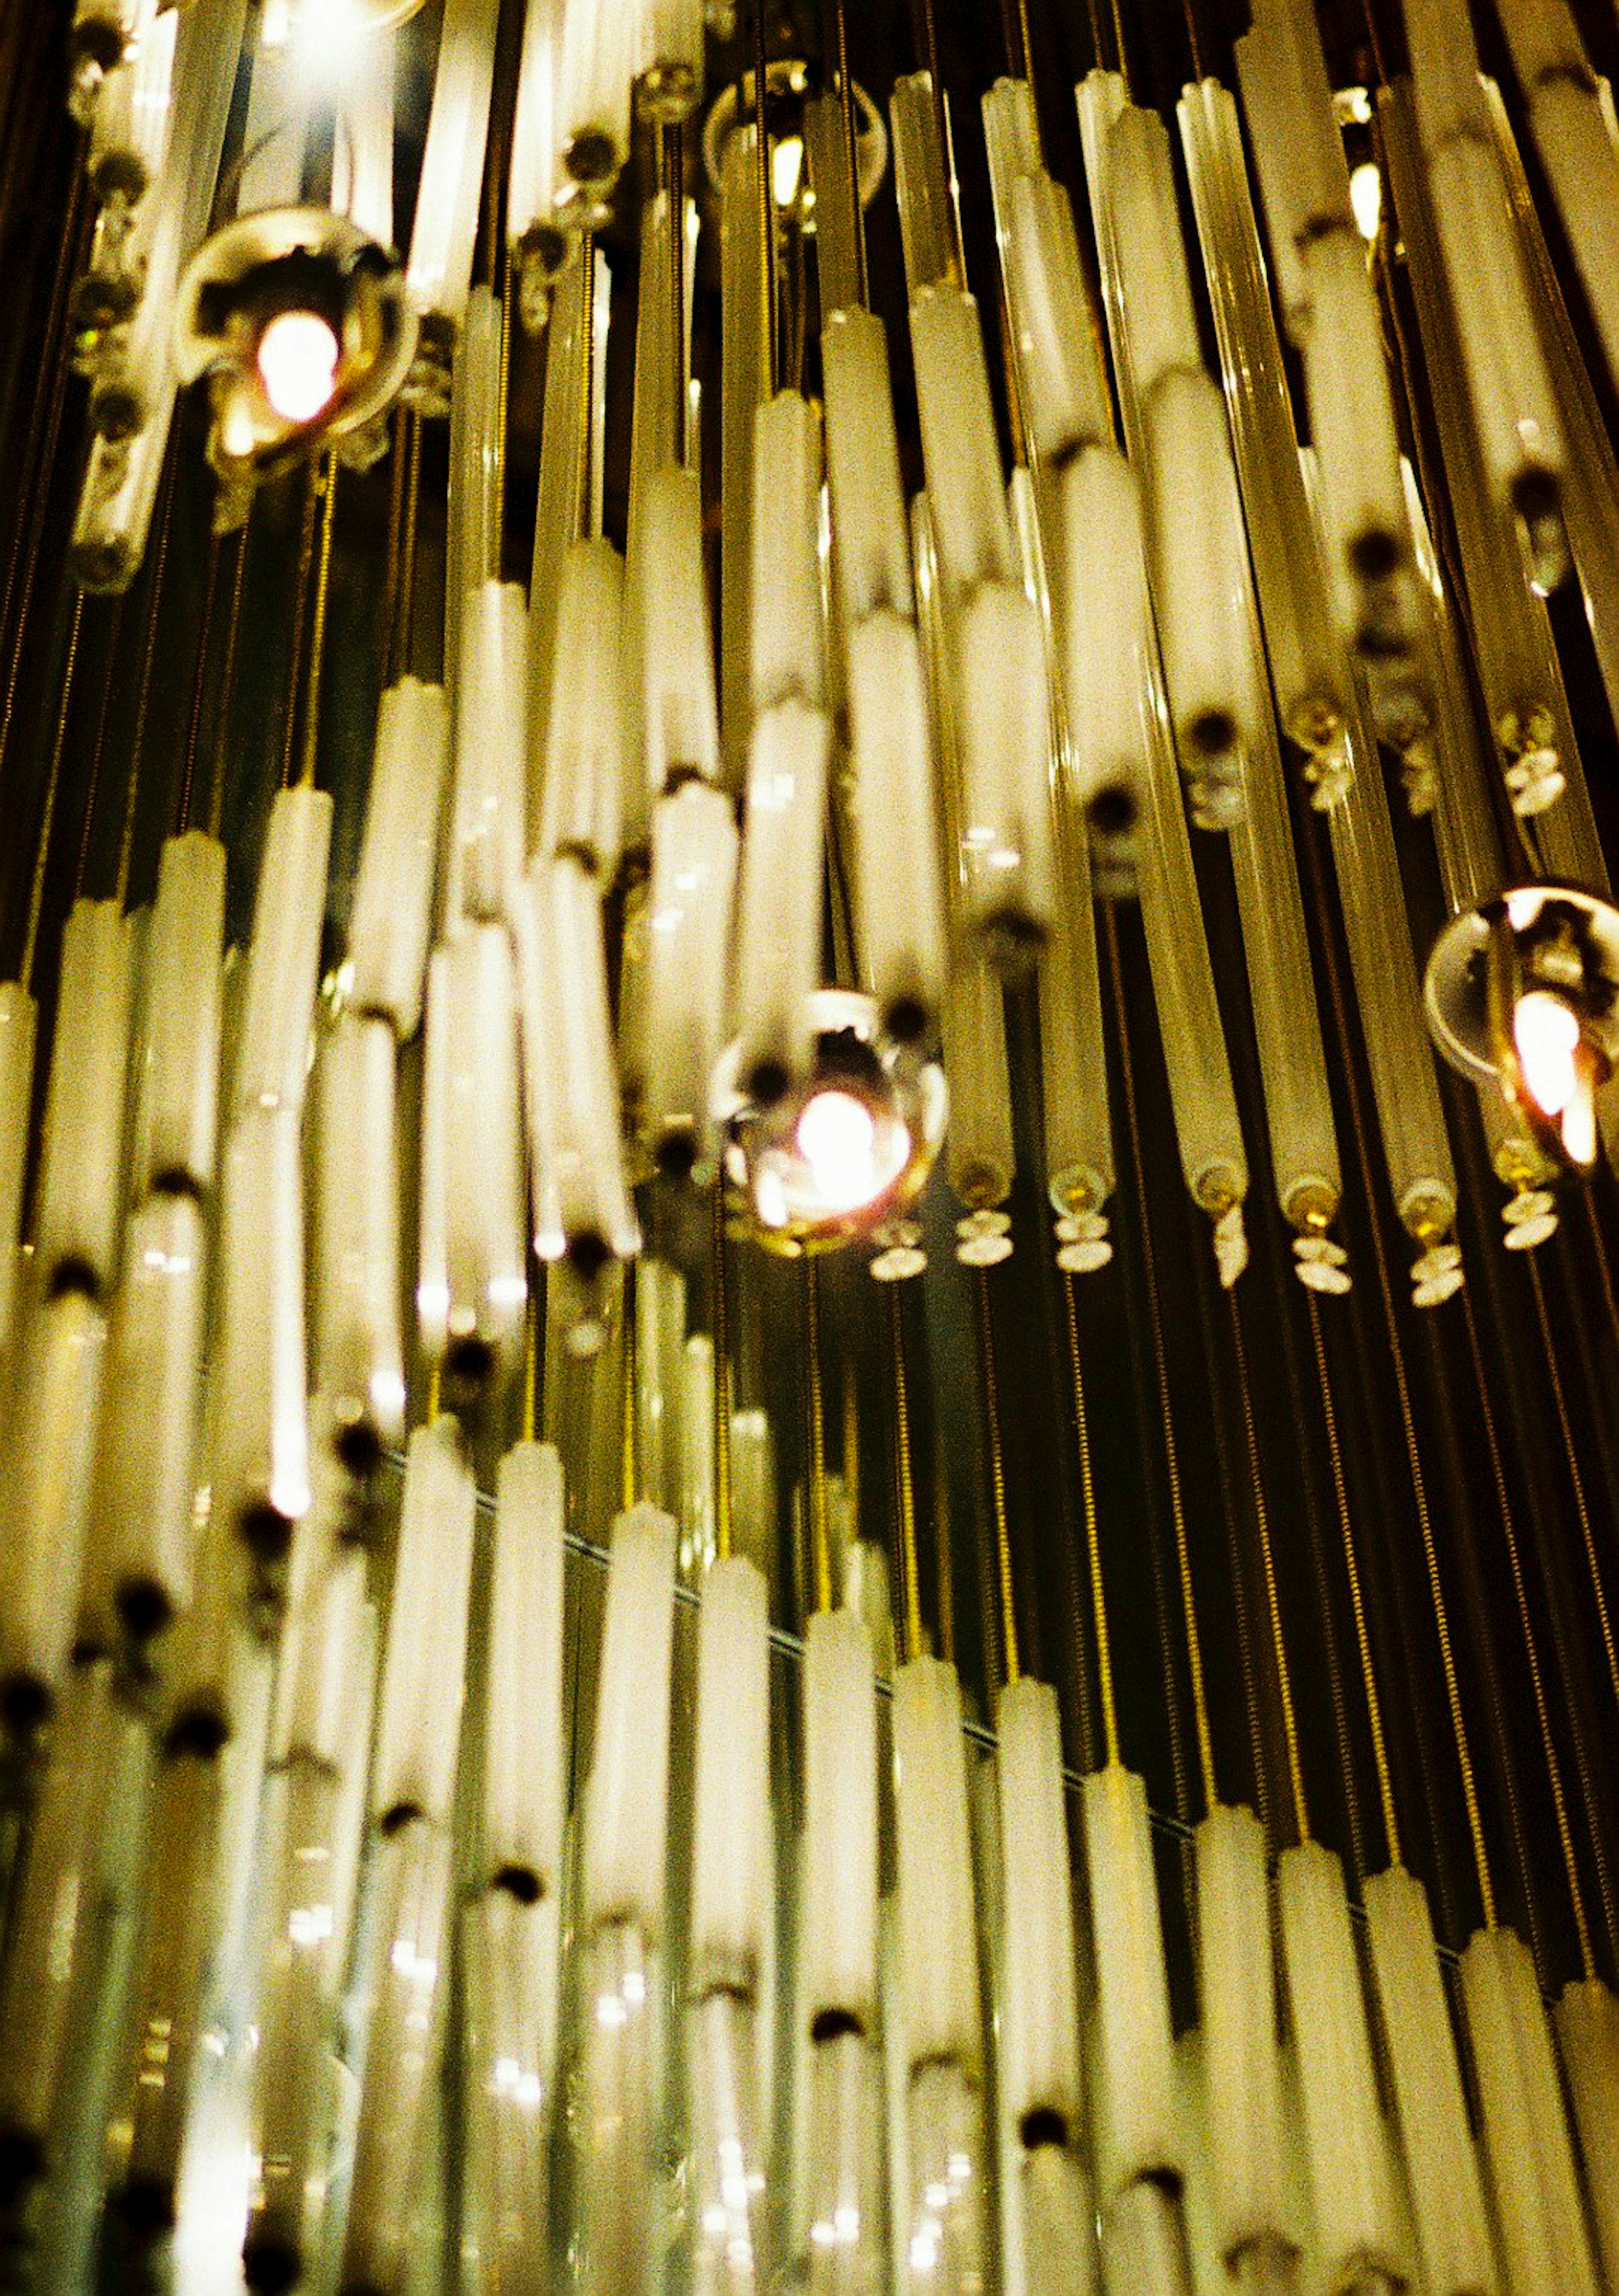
0;0;1615;2289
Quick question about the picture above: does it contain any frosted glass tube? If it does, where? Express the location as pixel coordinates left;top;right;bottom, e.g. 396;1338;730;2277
679;1332;715;1575
1328;701;1457;1242
36;896;135;1295
803;2023;886;2292
1231;0;1353;280
517;856;637;1264
1229;695;1341;1227
1554;1980;1619;2291
245;1758;348;2292
749;390;825;719
720;127;764;784
403;0;500;331
845;611;946;1038
905;2056;989;2296
116;1740;225;2232
1135;667;1249;1230
347;679;448;1040
893;1656;980;2073
0;983;35;1360
577;1918;659;2296
890;71;957;297
1081;1765;1181;2199
980;57;1040;210
908;286;1016;603
1422;134;1566;571
444;287;503;714
71;382;177;592
732;698;831;1098
1107;105;1201;395
235;783;332;1119
1229;24;1310;329
83;1191;205;1647
995;1679;1080;2132
332;43;394;248
133;830;223;1198
1056;444;1151;875
0;1658;123;2174
482;1440;566;1888
371;1420;477;1828
1019;2146;1097;2296
1405;465;1504;917
0;1291;106;1730
83;0;244;454
999;168;1113;467
1361;1865;1495;2296
640;463;721;796
237;29;306;216
69;0;136;118
691;1554;771;1994
822;307;915;626
527;246;593;812
639;781;737;1177
1099;2175;1194;2296
1194;1804;1291;2259
1486;81;1619;875
313;1012;404;1474
506;0;560;272
1141;374;1254;819
801;1606;879;2031
637;0;701;115
688;1986;770;2291
960;584;1056;970
463;1887;562;2296
1461;1926;1600;2296
1501;2;1619;400
1297;227;1423;692
583;1505;677;1935
1277;1841;1405;2287
538;536;625;875
1178;81;1346;762
453;580;528;925
1404;0;1566;567
1041;791;1113;1224
272;1459;371;1770
89;6;174;205
340;1815;455;2296
633;1257;685;1510
558;0;634;196
417;927;528;1396
212;1104;309;1556
944;947;1013;1213
1380;88;1573;825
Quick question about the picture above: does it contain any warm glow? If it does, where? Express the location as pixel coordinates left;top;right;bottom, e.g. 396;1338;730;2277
1562;1070;1597;1167
772;134;805;209
796;1089;882;1212
1513;988;1581;1117
257;309;340;425
1350;160;1382;241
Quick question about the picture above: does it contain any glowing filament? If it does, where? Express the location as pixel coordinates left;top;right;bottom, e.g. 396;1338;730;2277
796;1090;884;1213
1513;988;1580;1117
257;310;340;425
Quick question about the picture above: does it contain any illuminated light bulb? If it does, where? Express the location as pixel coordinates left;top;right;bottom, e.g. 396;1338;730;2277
796;1090;884;1214
1350;160;1382;242
772;132;804;208
1512;988;1580;1117
715;989;947;1256
256;309;340;425
1561;1065;1597;1169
